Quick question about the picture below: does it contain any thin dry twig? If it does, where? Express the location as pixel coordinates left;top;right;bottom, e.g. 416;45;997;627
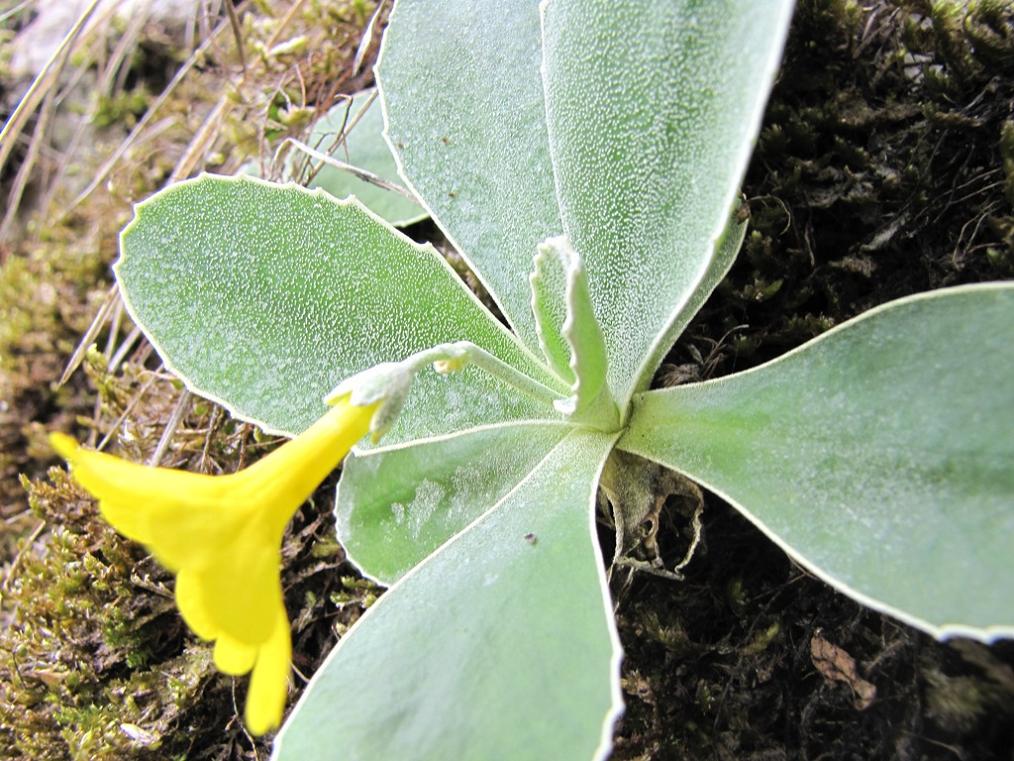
352;0;387;75
0;0;114;238
279;136;415;199
97;2;152;96
0;0;103;172
169;96;231;183
96;369;162;451
225;0;246;70
0;1;34;26
148;389;192;466
59;286;119;386
265;0;310;49
64;2;248;216
102;296;124;358
108;325;142;375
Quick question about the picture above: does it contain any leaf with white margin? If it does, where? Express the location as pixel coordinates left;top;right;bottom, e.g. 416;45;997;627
336;421;573;583
376;0;559;355
287;90;426;227
619;284;1014;641
535;236;617;426
529;243;573;383
540;0;795;408
524;206;746;419
116;175;565;443
273;430;622;761
662;206;748;364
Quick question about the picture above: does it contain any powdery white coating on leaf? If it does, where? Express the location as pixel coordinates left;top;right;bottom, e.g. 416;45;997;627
529;242;574;383
116;175;561;444
390;502;405;524
336;421;573;582
535;235;613;422
620;284;1014;641
407;480;445;540
540;0;795;407
635;209;746;398
274;429;623;761
376;0;562;356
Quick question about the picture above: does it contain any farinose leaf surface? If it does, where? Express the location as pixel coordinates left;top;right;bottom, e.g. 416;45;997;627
376;0;560;355
289;90;426;227
117;175;561;443
540;0;794;407
620;284;1014;641
336;421;573;583
273;430;622;761
529;242;574;383
535;236;614;424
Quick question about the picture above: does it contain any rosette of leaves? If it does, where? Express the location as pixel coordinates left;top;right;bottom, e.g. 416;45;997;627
111;1;1013;759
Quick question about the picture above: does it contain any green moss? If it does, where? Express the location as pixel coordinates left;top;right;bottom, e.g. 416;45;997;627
670;0;1014;381
1;388;275;758
92;87;151;129
924;666;1013;733
1002;120;1014;205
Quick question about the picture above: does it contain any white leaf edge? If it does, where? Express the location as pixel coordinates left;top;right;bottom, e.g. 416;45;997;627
374;14;560;358
620;282;1014;644
272;428;625;761
536;0;796;410
115;173;559;441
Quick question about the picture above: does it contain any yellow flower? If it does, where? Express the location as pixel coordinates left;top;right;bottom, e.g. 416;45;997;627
49;396;376;736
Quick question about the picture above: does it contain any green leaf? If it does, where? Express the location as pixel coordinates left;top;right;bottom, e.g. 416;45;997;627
529;242;574;384
273;430;622;761
116;175;563;442
656;207;748;375
619;284;1014;640
527;206;746;419
535;236;617;427
540;0;794;407
336;421;574;583
287;90;426;227
376;0;559;355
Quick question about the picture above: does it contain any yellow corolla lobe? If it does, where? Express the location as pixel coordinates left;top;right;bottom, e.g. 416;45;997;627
50;397;376;736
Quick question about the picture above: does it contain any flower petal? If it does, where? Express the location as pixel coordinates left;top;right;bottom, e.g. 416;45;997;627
175;569;218;641
244;604;292;736
51;433;243;569
214;634;258;676
233;398;378;534
192;532;282;644
141;502;245;572
49;400;377;736
96;498;153;546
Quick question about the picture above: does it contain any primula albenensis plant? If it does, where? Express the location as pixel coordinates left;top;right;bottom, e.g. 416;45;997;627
52;1;1013;759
